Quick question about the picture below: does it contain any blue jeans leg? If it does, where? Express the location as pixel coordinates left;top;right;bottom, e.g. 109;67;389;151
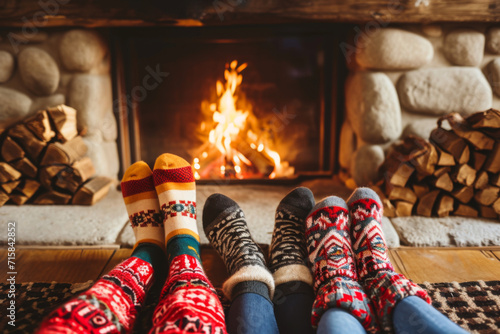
227;292;279;334
393;296;468;334
317;308;367;334
273;281;315;334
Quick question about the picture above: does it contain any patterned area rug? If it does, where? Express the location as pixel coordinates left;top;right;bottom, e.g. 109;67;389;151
1;280;499;333
420;281;500;333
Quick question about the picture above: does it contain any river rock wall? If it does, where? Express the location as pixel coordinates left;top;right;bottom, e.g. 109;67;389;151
340;25;500;186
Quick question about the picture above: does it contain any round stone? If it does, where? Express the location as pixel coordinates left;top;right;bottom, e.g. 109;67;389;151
402;118;438;140
346;72;402;144
82;138;119;180
68;74;112;134
0;51;14;83
486;27;500;54
100;110;117;141
397;67;492;115
18;47;59;96
60;30;107;72
350;144;385;186
444;29;484;66
30;94;66;113
0;87;32;121
355;28;433;70
339;120;356;170
486;58;500;97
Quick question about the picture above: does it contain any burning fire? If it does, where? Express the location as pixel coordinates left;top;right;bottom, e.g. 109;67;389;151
192;60;294;180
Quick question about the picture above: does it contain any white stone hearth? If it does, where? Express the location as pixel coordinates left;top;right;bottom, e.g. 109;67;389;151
0;179;400;247
1;179;498;247
391;216;500;247
119;180;392;247
0;188;128;246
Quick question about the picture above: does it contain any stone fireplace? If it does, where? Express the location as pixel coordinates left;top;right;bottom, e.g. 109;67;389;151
0;1;499;248
340;25;499;187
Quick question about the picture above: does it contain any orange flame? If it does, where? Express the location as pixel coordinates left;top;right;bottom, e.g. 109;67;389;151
210;60;248;161
194;60;293;179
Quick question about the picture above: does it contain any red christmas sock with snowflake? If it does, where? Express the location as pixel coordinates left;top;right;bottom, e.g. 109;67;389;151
347;187;432;333
306;196;379;333
149;153;226;334
37;257;154;333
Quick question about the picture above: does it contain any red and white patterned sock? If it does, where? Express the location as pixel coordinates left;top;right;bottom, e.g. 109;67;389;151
306;196;379;332
149;254;227;334
347;187;432;332
37;257;154;333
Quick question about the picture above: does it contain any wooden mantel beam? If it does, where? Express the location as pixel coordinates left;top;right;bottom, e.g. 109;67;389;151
0;0;499;28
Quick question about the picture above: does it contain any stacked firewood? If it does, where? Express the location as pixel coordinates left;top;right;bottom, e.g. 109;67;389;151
0;105;111;206
378;109;500;218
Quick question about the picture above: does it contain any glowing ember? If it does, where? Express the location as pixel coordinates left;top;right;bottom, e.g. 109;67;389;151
192;60;294;179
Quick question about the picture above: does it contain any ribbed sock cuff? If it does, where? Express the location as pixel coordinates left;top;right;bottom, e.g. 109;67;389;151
273;280;314;303
232;281;272;303
272;264;313;287
166;235;201;265
223;265;275;300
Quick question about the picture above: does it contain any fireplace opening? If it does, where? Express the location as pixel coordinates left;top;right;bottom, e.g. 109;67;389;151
117;26;340;182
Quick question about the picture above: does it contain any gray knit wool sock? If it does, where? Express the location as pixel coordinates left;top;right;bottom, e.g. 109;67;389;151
269;187;315;287
203;193;274;300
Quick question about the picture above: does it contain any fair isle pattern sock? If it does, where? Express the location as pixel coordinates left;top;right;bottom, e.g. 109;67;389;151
153;153;200;265
269;187;315;287
37;257;153;333
149;254;227;334
347;187;432;333
121;161;164;251
306;196;379;332
203;193;274;300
